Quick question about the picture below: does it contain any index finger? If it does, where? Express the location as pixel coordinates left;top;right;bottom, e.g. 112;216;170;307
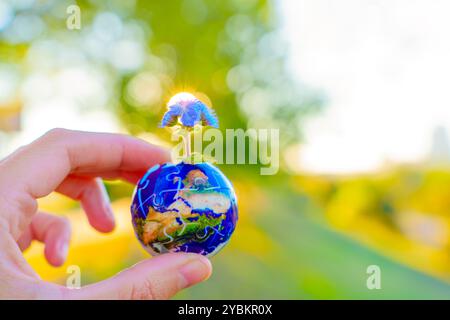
2;128;170;199
0;128;169;239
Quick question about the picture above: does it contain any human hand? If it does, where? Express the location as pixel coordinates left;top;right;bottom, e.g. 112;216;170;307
0;128;212;299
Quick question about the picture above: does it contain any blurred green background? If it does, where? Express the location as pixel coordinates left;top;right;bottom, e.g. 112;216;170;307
0;0;449;299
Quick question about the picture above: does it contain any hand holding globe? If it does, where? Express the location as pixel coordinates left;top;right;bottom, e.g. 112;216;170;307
131;93;238;257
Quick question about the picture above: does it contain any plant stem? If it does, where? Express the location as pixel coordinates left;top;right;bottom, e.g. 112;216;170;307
184;127;192;159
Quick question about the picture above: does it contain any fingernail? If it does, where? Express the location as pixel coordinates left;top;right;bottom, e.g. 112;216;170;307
178;256;212;288
58;241;69;262
98;179;115;224
103;203;115;221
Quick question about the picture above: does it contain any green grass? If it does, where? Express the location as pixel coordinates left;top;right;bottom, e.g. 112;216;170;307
177;187;450;299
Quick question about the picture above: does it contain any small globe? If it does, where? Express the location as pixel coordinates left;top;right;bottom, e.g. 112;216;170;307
130;162;238;257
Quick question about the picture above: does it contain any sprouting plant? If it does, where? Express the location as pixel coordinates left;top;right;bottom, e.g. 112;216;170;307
160;92;219;163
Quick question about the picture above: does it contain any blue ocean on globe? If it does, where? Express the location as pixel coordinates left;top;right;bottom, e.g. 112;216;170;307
130;162;238;257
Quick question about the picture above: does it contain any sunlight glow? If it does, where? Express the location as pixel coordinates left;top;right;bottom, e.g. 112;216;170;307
281;0;450;174
167;91;197;107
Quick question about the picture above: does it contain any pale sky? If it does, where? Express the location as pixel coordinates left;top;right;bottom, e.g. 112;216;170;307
281;0;450;174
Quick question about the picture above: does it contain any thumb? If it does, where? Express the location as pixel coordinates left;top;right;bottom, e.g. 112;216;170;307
64;253;212;300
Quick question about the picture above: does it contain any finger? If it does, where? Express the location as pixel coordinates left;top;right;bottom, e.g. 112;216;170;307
65;253;212;300
23;129;170;197
74;170;150;185
17;227;33;252
56;176;115;233
17;212;71;267
0;128;169;239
